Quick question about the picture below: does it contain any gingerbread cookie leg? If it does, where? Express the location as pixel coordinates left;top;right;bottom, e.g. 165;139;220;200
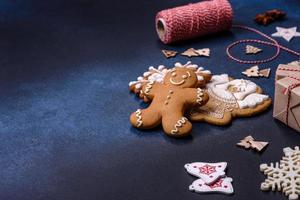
162;113;192;137
130;106;162;129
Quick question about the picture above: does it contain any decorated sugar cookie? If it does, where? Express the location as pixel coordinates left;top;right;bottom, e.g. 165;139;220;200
129;63;210;137
188;74;272;125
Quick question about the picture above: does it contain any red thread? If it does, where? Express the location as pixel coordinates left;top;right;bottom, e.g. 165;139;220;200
155;0;233;44
155;1;300;63
285;82;300;125
226;25;300;64
277;68;300;124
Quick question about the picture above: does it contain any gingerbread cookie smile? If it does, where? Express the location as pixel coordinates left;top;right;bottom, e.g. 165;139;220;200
170;70;191;86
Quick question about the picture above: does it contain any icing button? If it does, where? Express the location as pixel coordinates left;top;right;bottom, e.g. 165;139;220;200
169;90;174;94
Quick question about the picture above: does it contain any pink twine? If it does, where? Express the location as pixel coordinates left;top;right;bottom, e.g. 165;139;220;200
155;0;233;44
277;68;300;125
227;25;300;64
155;1;300;63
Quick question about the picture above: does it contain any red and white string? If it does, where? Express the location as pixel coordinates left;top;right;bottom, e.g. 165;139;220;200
226;25;300;64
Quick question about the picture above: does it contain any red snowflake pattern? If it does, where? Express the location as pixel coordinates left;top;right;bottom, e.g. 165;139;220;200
209;179;223;189
199;164;216;175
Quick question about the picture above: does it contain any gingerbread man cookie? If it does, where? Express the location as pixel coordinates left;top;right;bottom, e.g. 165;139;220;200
129;62;212;103
188;74;272;125
130;66;209;137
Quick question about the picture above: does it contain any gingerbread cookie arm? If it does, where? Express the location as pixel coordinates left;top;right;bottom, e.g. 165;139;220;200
184;88;209;106
141;81;162;100
130;105;162;129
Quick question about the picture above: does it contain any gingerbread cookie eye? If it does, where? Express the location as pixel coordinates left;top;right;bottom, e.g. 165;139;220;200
171;72;177;77
182;74;187;79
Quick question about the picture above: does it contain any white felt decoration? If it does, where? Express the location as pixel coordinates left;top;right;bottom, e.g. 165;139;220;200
189;177;234;195
184;162;227;184
271;27;300;42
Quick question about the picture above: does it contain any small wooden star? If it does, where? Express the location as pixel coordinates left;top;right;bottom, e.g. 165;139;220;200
245;45;262;54
181;48;198;57
161;49;177;58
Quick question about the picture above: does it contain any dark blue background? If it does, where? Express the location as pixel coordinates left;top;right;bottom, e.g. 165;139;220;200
0;0;300;199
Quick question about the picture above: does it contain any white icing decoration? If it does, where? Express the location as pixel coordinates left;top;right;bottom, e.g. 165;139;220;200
135;109;143;127
175;61;198;69
144;81;154;94
171;117;188;134
135;83;142;89
197;75;204;81
137;76;143;81
207;74;230;88
158;65;165;70
170;70;192;86
196;88;204;104
170;78;185;85
212;87;236;101
237;93;269;109
143;71;151;77
207;74;269;109
202;70;211;74
215;79;257;100
129;81;137;86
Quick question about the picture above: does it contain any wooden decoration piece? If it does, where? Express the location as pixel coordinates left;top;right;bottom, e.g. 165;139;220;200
162;49;177;58
260;146;300;200
254;9;286;26
245;45;262;54
249;140;269;152
194;48;210;57
242;66;260;77
259;68;271;78
237;135;254;149
237;135;268;152
242;66;271;78
181;48;199;57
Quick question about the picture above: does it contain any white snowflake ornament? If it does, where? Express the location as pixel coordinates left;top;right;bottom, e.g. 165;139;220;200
184;162;227;184
260;146;300;200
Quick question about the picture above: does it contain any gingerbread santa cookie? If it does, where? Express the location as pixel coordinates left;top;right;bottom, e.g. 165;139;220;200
129;63;210;137
188;74;272;125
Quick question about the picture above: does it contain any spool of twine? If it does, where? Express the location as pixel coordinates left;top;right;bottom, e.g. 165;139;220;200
155;0;233;44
